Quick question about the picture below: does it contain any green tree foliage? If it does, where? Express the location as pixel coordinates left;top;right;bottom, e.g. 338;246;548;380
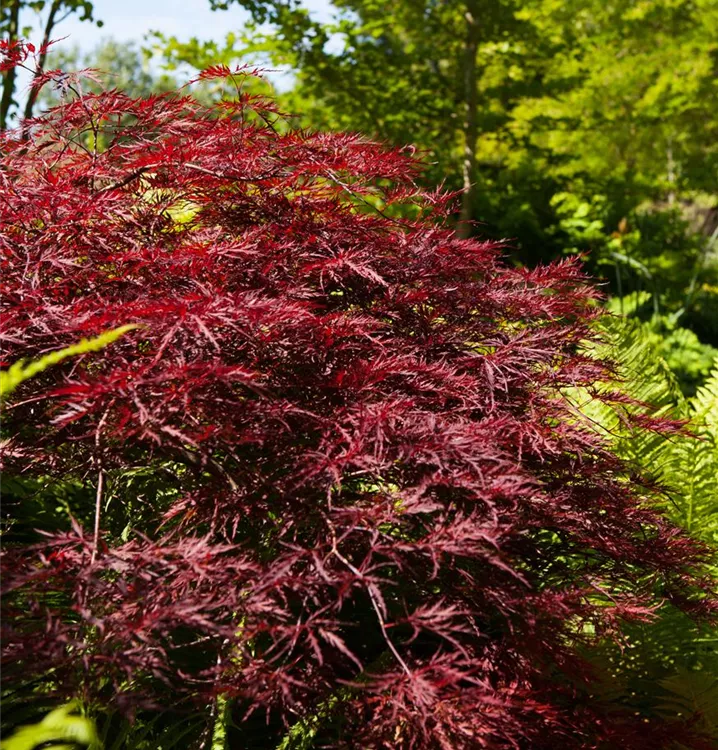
166;0;532;231
163;0;718;374
186;2;715;233
514;0;718;334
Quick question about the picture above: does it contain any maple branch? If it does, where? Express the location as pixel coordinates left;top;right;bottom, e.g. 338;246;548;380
90;468;104;565
90;408;111;565
328;526;412;678
97;165;158;193
0;0;21;130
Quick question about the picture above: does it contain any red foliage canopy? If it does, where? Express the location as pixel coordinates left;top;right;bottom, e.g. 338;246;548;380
0;69;714;748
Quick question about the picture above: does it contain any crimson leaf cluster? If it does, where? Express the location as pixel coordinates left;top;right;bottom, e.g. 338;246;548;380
1;64;715;748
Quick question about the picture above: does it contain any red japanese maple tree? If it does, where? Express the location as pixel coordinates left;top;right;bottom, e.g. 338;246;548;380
1;53;715;748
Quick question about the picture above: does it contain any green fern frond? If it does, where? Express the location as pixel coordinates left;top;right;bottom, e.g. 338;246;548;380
575;318;718;543
568;317;685;483
664;364;718;541
0;702;100;750
656;669;718;736
576;317;718;744
0;325;138;401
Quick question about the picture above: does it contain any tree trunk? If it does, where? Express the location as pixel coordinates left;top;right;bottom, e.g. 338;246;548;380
21;0;62;138
457;0;480;239
0;0;22;131
666;137;676;206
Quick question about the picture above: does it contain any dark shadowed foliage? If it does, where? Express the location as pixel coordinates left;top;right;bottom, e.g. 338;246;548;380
1;50;716;749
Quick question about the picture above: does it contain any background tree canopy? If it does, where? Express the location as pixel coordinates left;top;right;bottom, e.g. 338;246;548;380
141;0;718;391
0;0;101;128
